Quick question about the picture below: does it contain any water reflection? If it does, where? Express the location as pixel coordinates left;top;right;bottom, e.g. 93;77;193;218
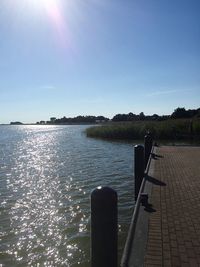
0;125;134;266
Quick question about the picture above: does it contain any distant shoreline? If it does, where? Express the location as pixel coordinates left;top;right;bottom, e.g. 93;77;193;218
2;107;200;127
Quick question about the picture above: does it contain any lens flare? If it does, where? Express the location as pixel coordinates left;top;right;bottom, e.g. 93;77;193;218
28;0;72;49
43;0;70;48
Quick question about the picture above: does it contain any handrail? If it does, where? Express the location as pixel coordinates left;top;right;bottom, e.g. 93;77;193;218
121;145;154;267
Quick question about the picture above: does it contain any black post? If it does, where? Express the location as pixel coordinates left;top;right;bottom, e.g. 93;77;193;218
134;145;144;201
144;133;153;168
91;186;118;267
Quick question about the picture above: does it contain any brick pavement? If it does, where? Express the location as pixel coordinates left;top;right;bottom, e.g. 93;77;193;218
144;146;200;267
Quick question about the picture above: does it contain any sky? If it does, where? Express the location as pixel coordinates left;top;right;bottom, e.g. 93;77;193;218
0;0;200;123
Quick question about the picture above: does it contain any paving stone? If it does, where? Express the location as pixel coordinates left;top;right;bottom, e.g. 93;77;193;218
144;146;200;267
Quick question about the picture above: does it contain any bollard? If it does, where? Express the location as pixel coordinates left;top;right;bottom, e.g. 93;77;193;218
134;145;144;201
91;186;118;267
144;133;153;168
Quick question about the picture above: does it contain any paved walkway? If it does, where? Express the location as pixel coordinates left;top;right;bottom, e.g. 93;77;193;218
144;146;200;267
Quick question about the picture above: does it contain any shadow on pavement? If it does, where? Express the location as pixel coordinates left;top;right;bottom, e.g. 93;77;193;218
144;203;156;213
151;153;164;159
146;175;166;186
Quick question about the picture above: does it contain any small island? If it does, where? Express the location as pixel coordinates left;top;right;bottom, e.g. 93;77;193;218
10;121;23;125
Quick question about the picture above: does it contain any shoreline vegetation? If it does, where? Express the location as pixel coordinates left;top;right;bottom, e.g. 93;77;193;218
85;107;200;142
85;118;200;142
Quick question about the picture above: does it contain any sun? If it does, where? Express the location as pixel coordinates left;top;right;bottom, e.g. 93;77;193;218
28;0;66;37
28;0;52;7
24;0;74;49
27;0;59;11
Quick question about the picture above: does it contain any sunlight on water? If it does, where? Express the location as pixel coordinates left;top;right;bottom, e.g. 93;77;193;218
0;125;134;266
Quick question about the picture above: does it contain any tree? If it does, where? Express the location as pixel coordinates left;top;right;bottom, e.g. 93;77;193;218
139;112;145;120
112;114;128;121
171;107;187;118
50;117;56;123
152;114;159;120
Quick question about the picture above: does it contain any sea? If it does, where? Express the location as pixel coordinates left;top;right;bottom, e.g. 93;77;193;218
0;125;136;266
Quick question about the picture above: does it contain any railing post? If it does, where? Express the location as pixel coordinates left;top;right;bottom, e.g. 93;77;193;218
144;133;153;168
134;145;144;201
91;186;118;267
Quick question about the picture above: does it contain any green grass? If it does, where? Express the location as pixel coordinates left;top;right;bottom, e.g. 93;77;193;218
86;119;200;141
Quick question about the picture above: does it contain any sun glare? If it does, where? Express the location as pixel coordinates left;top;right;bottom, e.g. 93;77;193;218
28;0;72;48
29;0;62;17
29;0;57;10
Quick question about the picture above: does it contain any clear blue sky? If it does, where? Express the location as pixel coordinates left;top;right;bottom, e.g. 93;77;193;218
0;0;199;123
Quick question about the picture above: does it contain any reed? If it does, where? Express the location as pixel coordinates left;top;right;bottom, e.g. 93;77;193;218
86;119;200;141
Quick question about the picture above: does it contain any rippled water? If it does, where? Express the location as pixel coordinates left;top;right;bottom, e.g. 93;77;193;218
0;125;135;266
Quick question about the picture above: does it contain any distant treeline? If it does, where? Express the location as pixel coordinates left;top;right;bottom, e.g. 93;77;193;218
36;107;200;124
37;115;109;125
112;107;200;122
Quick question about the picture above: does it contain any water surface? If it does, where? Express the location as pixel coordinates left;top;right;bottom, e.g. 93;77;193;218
0;125;135;266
